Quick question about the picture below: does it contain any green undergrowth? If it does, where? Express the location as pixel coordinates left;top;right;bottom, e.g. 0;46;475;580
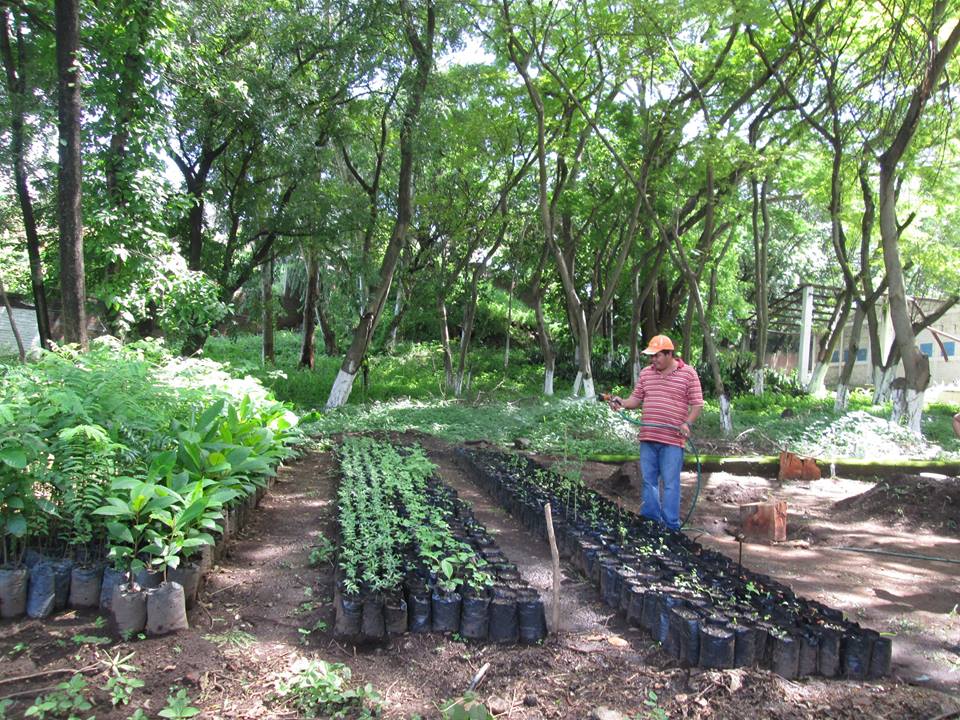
0;336;301;568
205;332;960;461
203;332;547;408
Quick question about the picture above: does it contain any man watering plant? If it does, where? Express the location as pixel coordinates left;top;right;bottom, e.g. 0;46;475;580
606;335;704;531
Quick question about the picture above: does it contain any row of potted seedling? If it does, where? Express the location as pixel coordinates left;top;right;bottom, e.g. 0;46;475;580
333;437;546;643
457;448;891;679
0;397;299;635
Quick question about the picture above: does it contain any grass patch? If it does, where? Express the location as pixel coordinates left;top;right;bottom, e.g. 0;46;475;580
206;332;960;461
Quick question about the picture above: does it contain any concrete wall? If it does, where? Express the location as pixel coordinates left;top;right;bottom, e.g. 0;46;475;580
0;306;41;355
823;303;960;388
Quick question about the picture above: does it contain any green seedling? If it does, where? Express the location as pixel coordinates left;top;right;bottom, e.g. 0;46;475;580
72;634;112;646
25;674;92;719
159;688;201;719
639;689;668;720
99;650;145;707
276;659;380;718
295;600;318;615
203;630;256;649
9;642;28;657
439;692;493;720
308;535;336;566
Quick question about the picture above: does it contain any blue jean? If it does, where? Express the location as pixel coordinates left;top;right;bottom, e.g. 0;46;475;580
639;442;684;530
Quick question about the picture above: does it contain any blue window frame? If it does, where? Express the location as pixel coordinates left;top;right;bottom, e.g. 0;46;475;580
919;342;933;357
831;350;840;363
856;348;867;362
944;341;956;358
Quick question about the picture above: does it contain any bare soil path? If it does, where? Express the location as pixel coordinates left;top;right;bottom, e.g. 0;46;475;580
1;435;957;720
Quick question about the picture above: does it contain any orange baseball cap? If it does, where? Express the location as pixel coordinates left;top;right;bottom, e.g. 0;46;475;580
641;334;674;354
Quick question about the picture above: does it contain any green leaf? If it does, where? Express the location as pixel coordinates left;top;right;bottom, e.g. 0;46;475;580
106;522;134;544
198;400;226;434
0;447;27;469
94;498;133;517
5;514;27;537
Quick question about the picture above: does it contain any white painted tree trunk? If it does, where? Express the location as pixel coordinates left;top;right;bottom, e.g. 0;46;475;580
544;367;554;396
806;362;829;395
572;371;583;397
326;369;357;409
454;371;465;398
873;366;896;403
905;389;924;435
752;369;764;396
632;358;641;388
719;394;732;434
388;283;402;350
582;376;595;400
834;383;849;412
890;387;904;424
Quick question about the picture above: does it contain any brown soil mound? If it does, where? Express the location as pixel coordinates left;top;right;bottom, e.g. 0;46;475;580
833;474;960;537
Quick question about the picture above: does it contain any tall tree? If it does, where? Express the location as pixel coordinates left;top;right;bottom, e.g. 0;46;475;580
55;0;86;347
878;1;960;433
326;0;437;408
0;6;52;349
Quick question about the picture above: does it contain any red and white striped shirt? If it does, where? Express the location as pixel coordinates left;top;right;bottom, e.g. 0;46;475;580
629;358;704;447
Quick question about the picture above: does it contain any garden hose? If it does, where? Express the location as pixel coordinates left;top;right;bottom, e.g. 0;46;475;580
598;394;703;529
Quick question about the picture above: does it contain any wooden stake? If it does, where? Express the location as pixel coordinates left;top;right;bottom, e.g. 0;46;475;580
544;503;561;634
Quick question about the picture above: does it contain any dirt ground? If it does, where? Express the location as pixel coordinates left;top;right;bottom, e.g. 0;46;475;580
579;457;960;693
1;434;958;719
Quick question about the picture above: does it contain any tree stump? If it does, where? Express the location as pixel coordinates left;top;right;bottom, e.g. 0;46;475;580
740;501;787;543
778;451;821;481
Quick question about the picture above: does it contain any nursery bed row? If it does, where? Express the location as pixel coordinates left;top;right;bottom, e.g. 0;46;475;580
457;447;891;680
332;437;546;644
0;478;272;635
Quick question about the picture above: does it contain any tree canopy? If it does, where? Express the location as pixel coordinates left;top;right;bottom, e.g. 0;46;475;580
1;0;958;420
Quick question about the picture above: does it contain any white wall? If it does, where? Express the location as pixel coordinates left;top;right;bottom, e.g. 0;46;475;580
823;303;960;387
0;307;41;355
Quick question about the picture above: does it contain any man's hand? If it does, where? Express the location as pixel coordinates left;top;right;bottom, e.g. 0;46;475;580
678;421;691;438
607;395;623;411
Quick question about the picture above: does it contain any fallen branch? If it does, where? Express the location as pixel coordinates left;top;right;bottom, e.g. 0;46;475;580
468;662;490;692
927;711;960;720
833;546;960;565
0;663;98;687
206;580;246;597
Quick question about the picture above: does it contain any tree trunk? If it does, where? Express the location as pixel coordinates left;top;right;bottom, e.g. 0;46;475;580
104;0;153;210
261;254;274;364
533;285;555;396
504;273;514;370
55;0;86;348
751;176;770;393
0;277;25;361
631;240;665;385
326;1;434;409
807;289;853;394
834;303;865;412
629;273;642;386
688;272;730;434
0;10;51;349
317;272;338;356
438;297;455;391
681;293;694;362
455;266;482;397
386;276;403;351
878;3;960;429
299;248;319;369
